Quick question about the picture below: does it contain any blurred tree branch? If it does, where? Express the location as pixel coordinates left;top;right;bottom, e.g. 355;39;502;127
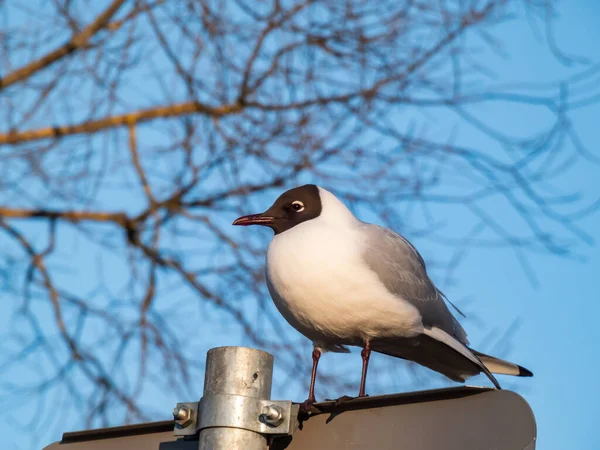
0;0;127;90
0;0;598;436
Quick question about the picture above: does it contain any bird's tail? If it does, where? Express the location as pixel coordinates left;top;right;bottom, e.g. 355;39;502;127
472;350;533;377
372;328;533;389
422;327;502;389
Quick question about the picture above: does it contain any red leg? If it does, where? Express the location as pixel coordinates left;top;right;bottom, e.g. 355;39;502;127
307;347;321;403
359;340;371;397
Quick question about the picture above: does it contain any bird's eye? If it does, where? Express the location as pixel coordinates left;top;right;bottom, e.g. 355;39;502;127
291;201;305;212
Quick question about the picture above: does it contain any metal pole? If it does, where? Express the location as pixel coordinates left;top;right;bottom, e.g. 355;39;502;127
198;346;274;450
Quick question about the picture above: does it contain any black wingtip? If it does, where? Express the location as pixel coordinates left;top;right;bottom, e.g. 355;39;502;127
518;365;533;377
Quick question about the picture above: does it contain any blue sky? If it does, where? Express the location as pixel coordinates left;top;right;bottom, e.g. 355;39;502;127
1;2;599;449
435;4;600;449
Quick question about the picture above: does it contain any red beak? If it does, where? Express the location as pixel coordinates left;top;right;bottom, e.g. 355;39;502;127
232;214;276;226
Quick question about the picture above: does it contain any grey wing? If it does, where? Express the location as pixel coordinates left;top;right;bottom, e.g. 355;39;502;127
361;224;468;344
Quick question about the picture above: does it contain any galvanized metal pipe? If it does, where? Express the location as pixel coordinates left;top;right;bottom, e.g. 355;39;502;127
198;346;274;450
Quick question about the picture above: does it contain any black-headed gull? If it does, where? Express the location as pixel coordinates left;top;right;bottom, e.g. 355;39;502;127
233;185;532;405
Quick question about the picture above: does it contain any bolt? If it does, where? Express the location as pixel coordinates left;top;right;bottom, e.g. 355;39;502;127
260;404;284;426
172;406;189;421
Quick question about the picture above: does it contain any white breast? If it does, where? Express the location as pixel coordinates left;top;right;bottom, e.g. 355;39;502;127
266;218;423;347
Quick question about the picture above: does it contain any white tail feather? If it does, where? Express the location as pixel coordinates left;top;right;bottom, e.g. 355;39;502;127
423;327;480;366
475;353;522;376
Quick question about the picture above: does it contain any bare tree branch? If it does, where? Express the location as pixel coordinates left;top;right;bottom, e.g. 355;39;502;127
0;0;127;91
0;0;597;438
0;101;245;144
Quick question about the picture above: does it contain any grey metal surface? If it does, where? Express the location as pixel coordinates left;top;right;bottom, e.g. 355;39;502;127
204;346;273;398
199;427;265;450
198;346;275;450
43;387;536;450
283;389;536;450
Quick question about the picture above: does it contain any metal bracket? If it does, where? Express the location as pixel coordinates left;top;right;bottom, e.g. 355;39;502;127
200;393;298;435
173;395;299;437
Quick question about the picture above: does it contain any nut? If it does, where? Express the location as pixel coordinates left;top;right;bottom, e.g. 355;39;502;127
260;404;284;427
172;404;194;428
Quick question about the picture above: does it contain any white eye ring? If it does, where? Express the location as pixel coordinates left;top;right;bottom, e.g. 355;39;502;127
291;201;305;212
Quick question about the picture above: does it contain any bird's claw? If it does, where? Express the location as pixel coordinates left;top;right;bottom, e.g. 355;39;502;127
324;394;355;407
300;397;316;415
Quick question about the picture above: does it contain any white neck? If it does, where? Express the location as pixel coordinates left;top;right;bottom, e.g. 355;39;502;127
317;187;359;227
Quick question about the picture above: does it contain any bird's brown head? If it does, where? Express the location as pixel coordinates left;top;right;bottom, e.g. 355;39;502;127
233;184;322;234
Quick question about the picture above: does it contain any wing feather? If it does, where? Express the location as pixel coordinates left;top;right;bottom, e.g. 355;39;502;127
423;327;501;389
361;224;468;343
